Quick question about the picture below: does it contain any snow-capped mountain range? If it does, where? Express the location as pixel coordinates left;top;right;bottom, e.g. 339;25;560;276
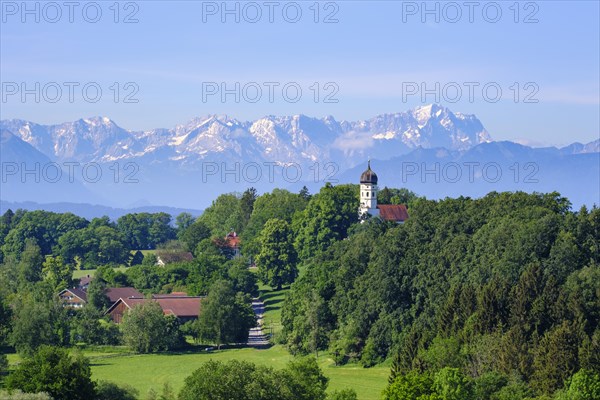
1;104;492;168
1;104;598;210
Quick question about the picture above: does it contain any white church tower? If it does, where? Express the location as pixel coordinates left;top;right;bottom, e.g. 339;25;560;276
359;160;379;219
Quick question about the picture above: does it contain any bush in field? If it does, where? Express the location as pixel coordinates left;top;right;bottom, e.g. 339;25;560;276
5;346;95;400
95;380;138;400
328;389;358;400
178;357;328;400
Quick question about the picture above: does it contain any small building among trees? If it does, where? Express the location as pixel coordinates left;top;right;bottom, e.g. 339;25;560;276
58;286;143;309
224;231;241;258
156;250;194;266
106;295;204;324
58;288;88;308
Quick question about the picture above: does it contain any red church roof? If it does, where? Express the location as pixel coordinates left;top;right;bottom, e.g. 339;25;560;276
378;204;409;222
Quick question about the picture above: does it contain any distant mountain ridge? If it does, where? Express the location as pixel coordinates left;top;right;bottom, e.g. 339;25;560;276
0;200;203;221
0;104;492;169
1;105;598;209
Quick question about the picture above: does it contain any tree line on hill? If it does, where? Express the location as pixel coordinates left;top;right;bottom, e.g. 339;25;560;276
1;185;598;399
281;191;600;399
0;210;178;268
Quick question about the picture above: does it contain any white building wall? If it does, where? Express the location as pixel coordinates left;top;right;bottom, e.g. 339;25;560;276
359;183;379;217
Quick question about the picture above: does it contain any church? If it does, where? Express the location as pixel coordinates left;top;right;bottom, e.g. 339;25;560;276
359;161;409;223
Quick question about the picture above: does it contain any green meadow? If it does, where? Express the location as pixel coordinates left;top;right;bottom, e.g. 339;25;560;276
89;285;388;399
87;346;389;399
72;266;128;279
7;283;389;399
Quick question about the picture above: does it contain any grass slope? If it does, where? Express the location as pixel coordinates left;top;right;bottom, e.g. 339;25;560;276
71;250;154;279
258;283;287;337
88;346;388;399
72;266;127;279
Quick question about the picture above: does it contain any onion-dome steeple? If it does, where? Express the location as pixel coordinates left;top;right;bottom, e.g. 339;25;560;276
360;160;378;184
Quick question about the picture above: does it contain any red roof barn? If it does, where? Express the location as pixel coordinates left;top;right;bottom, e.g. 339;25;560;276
106;295;204;324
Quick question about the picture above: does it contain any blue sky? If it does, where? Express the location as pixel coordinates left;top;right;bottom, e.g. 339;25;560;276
1;0;599;146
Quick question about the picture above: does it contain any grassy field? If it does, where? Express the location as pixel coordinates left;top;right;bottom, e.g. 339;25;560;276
72;266;128;279
87;346;389;399
71;250;154;279
54;265;389;399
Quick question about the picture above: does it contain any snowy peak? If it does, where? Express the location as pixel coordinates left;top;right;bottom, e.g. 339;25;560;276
1;105;493;166
364;104;491;150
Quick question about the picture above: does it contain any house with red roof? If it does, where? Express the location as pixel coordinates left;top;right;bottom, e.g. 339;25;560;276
106;295;204;324
224;231;241;258
58;288;88;309
58;286;144;309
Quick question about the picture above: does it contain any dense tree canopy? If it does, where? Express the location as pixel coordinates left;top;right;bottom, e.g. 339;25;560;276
282;191;599;398
256;218;298;290
9;293;70;356
179;220;211;252
293;183;360;260
197;193;245;237
1;211;87;259
196;280;255;348
57;221;130;269
116;212;176;250
241;189;308;256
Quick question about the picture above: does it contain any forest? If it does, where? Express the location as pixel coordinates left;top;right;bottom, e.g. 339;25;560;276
0;185;598;399
282;190;600;399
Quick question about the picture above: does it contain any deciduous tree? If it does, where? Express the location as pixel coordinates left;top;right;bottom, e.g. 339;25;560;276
256;219;298;290
196;280;255;348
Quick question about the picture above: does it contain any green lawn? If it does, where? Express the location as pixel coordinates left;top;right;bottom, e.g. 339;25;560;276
87;346;388;399
258;283;288;337
71;249;154;279
72;266;128;279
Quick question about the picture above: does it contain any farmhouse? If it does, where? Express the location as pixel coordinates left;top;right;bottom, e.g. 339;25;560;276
105;287;143;303
58;288;88;308
58;286;143;309
106;295;204;324
224;230;241;258
358;161;409;223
